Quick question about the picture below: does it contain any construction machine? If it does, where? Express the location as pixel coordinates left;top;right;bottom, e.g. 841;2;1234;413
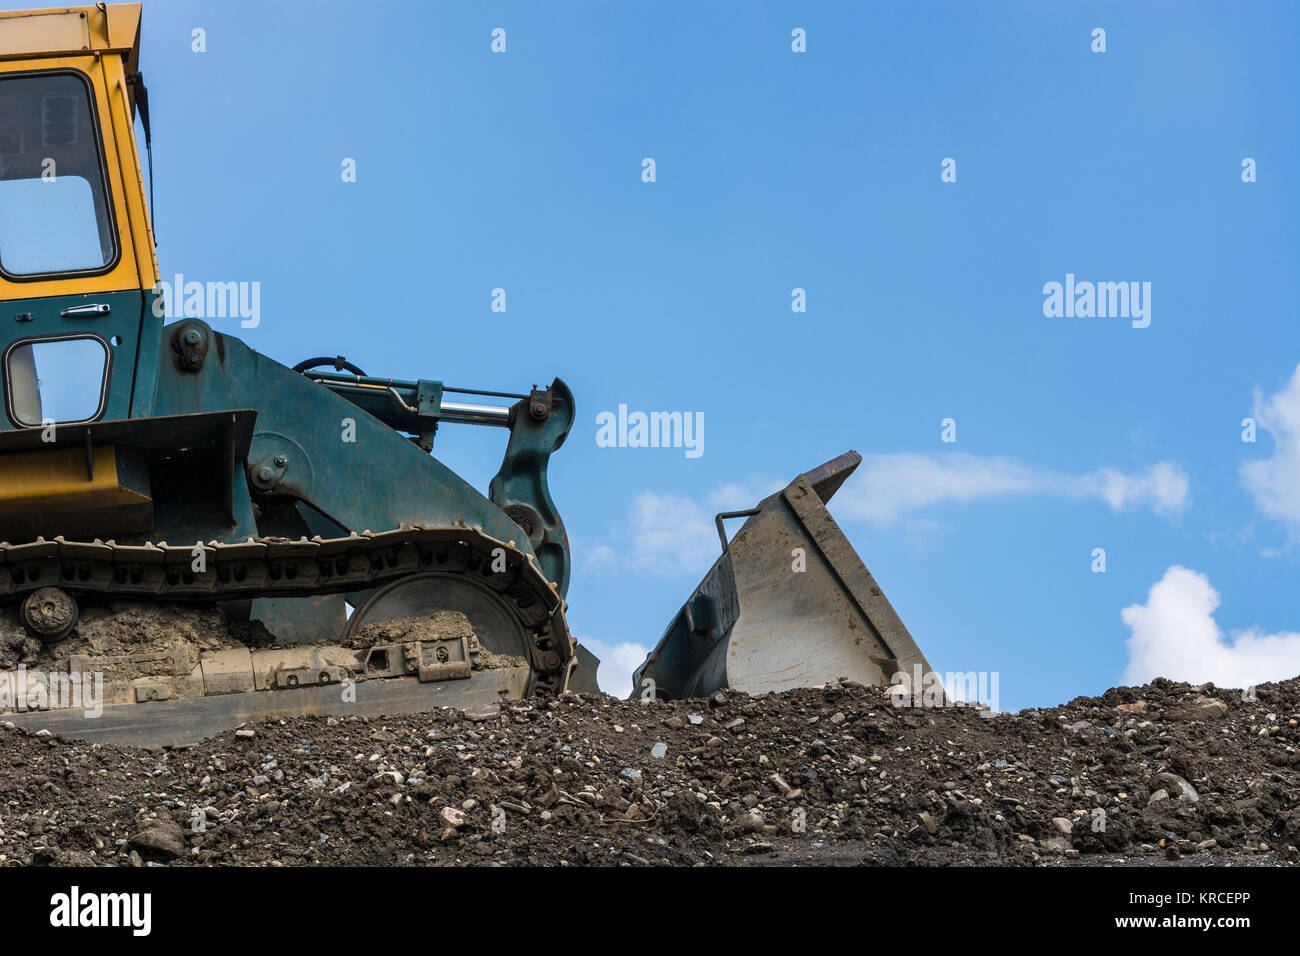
0;4;587;744
0;4;937;746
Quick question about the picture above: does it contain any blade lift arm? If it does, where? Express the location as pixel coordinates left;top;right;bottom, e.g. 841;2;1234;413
296;361;575;594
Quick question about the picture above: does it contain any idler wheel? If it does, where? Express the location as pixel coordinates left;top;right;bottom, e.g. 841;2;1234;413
21;587;79;643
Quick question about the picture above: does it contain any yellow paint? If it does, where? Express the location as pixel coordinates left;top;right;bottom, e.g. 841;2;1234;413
0;5;141;64
0;4;156;300
0;444;150;515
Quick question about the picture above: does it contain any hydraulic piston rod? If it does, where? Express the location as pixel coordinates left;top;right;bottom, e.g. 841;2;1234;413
304;370;523;428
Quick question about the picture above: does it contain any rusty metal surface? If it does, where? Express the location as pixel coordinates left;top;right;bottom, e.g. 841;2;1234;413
567;643;602;695
5;665;531;747
632;452;939;700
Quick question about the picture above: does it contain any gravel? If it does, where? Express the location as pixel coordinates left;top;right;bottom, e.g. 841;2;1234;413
2;675;1297;866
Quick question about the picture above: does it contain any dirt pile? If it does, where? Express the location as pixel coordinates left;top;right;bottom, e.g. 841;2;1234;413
348;612;477;649
0;602;274;671
1;676;1297;866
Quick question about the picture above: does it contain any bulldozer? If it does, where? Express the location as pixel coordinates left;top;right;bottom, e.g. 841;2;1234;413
0;4;938;745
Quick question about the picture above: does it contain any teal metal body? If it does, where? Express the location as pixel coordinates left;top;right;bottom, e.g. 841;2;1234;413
0;289;573;643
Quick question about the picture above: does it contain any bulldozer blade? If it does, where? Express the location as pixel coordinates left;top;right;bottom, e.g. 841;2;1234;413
631;451;938;701
567;643;603;695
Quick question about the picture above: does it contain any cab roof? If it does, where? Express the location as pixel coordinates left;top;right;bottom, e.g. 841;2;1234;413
0;4;142;74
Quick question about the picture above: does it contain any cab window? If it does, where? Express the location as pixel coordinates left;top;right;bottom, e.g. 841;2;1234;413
0;71;117;279
6;335;110;426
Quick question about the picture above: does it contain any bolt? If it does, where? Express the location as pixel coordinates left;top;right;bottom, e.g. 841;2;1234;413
273;454;289;468
182;328;202;346
256;466;275;483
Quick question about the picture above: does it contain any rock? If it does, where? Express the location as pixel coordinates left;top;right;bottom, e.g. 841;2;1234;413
918;812;938;834
687;714;703;725
1147;789;1169;806
1040;836;1072;855
1166;697;1228;721
1155;772;1199;802
129;820;185;859
620;767;643;784
650;742;667;759
1116;701;1147;714
439;807;466;828
1052;817;1073;835
234;728;255;738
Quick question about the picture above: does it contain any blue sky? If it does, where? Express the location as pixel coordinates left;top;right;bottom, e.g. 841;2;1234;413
11;0;1295;708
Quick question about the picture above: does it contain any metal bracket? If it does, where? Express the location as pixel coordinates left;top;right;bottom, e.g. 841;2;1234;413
528;385;552;422
170;321;210;373
407;636;473;682
714;509;759;554
415;379;443;450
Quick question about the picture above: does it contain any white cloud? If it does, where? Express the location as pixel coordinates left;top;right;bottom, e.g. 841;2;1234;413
576;635;652;697
582;543;621;573
1241;362;1300;540
1121;566;1300;689
584;478;783;577
622;492;720;576
1073;462;1189;517
586;454;1188;578
834;453;1189;527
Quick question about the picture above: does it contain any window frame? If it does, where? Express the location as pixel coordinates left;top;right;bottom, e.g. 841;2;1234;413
3;330;114;427
0;67;122;282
